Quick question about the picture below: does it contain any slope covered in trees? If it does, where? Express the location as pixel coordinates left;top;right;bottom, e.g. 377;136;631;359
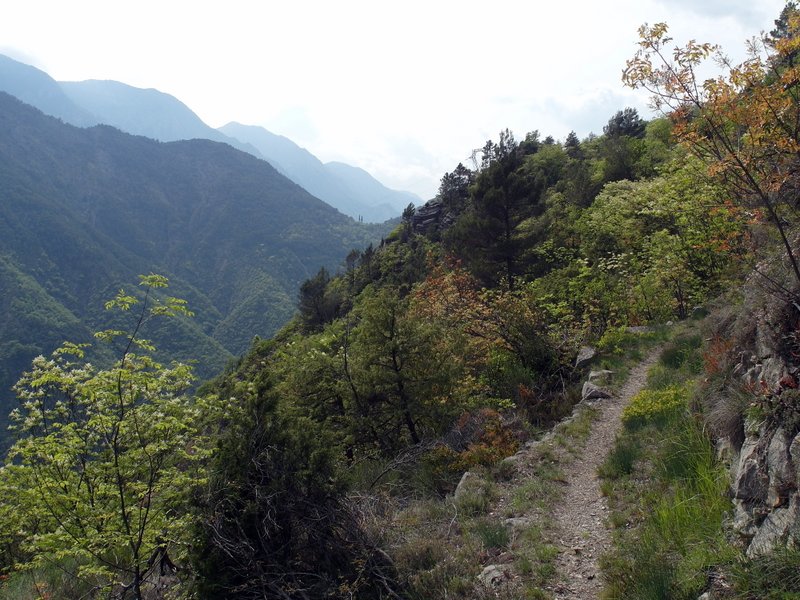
181;106;751;597
0;91;388;435
3;3;800;598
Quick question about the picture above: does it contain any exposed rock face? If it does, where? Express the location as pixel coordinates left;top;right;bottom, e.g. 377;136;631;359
720;295;800;558
730;423;800;552
575;346;597;369
791;435;800;485
732;435;769;502
409;198;457;234
582;381;612;402
767;428;795;508
746;496;800;558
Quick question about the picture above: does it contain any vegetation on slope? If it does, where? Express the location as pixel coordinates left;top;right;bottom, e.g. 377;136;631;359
0;92;389;435
2;3;800;598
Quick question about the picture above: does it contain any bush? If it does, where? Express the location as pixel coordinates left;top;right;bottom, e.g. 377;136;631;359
193;377;402;599
597;325;637;355
660;334;703;372
622;385;690;429
472;518;510;550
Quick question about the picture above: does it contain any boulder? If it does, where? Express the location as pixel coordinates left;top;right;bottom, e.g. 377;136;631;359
588;369;614;384
503;516;532;531
477;564;509;587
454;471;481;501
582;381;611;402
575;346;596;369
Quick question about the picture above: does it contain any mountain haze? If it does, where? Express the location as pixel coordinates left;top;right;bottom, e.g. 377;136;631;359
324;160;419;213
0;54;95;126
0;53;418;222
59;79;263;156
220;121;421;221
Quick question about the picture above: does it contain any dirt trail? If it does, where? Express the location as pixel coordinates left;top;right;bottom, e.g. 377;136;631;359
545;347;661;599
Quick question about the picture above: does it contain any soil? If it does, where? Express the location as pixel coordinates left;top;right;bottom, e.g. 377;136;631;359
544;347;662;599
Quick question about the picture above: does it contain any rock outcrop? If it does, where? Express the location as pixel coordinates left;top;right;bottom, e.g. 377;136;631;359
718;292;800;558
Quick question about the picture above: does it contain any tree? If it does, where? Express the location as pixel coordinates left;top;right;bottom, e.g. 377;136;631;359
194;371;401;599
1;275;203;599
347;286;463;453
446;129;538;290
297;267;342;332
623;20;800;286
564;131;583;159
599;108;648;182
603;107;647;139
437;163;474;214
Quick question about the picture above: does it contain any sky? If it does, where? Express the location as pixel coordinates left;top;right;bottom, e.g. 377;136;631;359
0;0;788;199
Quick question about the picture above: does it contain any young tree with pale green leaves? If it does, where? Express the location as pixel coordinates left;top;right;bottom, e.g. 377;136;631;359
1;275;208;599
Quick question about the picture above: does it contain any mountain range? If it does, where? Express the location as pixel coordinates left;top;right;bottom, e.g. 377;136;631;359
0;90;391;432
0;53;421;221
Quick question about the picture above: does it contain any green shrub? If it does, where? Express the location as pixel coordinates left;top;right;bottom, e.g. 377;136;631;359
598;325;637;355
622;385;689;429
472;518;510;550
454;486;492;517
660;334;703;373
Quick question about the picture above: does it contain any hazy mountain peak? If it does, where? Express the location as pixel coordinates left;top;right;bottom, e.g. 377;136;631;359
0;53;96;126
0;53;418;222
220;122;421;222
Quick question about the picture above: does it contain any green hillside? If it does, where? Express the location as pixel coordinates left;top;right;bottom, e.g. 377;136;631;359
1;4;800;599
0;91;389;429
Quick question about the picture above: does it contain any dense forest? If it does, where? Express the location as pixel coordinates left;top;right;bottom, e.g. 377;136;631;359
1;3;800;599
0;92;392;435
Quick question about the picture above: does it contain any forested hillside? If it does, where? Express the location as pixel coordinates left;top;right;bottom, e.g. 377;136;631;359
0;91;388;433
1;4;800;599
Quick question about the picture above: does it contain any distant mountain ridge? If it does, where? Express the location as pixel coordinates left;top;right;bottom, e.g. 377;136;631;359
58;79;263;156
0;53;420;221
220;122;419;222
0;54;95;126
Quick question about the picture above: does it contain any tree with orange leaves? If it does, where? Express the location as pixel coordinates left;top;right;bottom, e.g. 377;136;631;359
623;14;800;285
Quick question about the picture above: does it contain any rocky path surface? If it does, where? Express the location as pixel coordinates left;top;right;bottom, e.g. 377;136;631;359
545;347;661;599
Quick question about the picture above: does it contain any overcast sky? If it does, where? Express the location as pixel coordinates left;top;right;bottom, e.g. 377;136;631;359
0;0;787;199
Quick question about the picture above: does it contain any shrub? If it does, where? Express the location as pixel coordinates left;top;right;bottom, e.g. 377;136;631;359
622;385;690;429
472;519;510;550
597;325;637;355
660;333;703;373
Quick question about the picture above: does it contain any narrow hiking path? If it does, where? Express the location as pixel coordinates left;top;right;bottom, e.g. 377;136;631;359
543;346;662;599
